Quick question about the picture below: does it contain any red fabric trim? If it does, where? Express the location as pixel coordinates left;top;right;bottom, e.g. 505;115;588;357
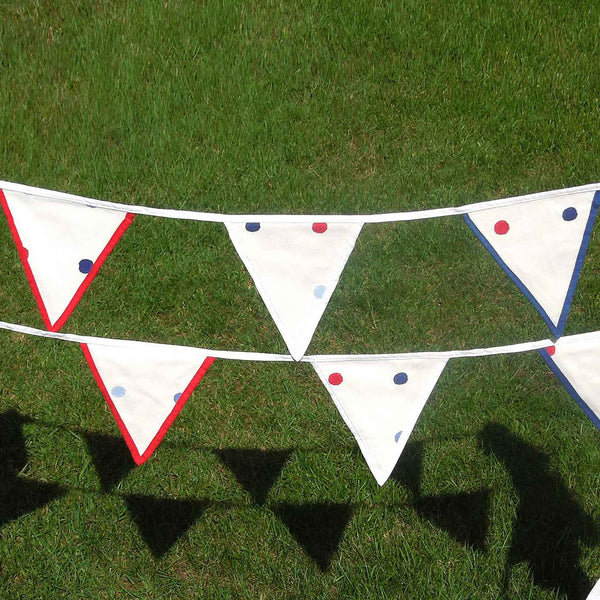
0;189;53;329
0;188;134;332
81;343;214;465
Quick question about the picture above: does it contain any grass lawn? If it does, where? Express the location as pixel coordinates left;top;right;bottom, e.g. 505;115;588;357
1;1;600;598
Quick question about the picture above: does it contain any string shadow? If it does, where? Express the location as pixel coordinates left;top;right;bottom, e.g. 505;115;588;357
390;441;490;551
480;423;598;600
215;448;292;505
84;432;135;493
0;409;65;526
124;494;211;558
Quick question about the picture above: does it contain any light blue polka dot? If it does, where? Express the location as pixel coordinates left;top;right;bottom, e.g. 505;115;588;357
394;431;402;443
314;285;327;299
111;386;126;398
174;392;182;403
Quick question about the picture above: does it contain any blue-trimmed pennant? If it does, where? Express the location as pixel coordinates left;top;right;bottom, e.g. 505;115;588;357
464;191;600;336
539;334;600;432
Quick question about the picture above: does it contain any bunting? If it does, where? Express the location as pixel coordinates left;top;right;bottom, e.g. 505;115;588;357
225;221;362;359
464;191;600;336
539;332;600;432
0;188;133;331
81;340;214;464
311;357;448;485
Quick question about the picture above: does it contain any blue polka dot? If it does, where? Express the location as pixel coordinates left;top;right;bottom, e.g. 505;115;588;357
245;222;261;232
111;386;126;398
562;207;578;221
314;285;327;299
174;392;182;403
393;372;408;385
79;259;93;274
394;431;402;443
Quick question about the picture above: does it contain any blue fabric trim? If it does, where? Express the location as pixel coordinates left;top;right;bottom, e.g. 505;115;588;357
538;348;600;432
463;191;600;337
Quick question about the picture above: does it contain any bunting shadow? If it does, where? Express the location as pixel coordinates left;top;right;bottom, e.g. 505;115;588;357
0;409;66;526
84;432;135;493
215;448;292;505
480;423;598;600
272;503;353;571
390;440;489;551
415;490;490;551
124;494;211;558
390;440;424;498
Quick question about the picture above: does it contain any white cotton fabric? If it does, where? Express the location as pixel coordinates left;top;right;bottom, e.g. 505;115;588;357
312;357;448;485
3;190;128;326
85;341;209;457
226;222;363;360
466;191;597;328
546;331;600;425
588;580;600;599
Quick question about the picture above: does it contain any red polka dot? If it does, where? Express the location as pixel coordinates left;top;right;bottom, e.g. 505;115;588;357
22;248;29;259
312;223;328;233
545;345;556;356
494;220;510;235
328;372;343;385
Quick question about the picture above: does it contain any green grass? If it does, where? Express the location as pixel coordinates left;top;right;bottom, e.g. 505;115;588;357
1;0;600;597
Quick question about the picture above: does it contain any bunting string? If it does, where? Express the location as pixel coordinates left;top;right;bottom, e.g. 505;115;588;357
2;179;600;223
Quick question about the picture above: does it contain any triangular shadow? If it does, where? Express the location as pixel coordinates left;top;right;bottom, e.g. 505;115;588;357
84;432;135;492
215;448;292;505
272;503;353;571
415;489;490;551
124;494;210;558
0;409;66;525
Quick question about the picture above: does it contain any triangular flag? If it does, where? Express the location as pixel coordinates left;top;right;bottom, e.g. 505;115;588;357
81;341;214;464
0;188;134;331
588;579;600;600
464;191;600;336
311;357;448;485
226;221;363;360
539;332;600;432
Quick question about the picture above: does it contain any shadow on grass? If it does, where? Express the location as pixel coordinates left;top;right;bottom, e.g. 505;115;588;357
84;432;135;493
0;409;65;526
272;503;353;571
391;441;490;551
480;423;598;600
124;494;211;558
215;448;292;505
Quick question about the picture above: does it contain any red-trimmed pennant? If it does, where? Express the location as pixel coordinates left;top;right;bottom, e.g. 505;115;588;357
82;341;214;465
0;188;134;331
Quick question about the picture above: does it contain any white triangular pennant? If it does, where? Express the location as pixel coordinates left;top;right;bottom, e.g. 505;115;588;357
465;191;600;336
539;332;600;432
82;341;214;464
588;579;600;600
0;189;134;331
226;221;363;360
312;357;448;485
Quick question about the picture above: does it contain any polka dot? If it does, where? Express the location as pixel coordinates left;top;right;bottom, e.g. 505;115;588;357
174;392;182;403
394;431;402;443
79;259;93;274
312;222;328;233
328;373;343;385
22;248;29;259
494;220;510;235
111;386;126;398
393;372;408;385
562;207;578;221
314;285;327;299
245;222;261;232
545;345;556;357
